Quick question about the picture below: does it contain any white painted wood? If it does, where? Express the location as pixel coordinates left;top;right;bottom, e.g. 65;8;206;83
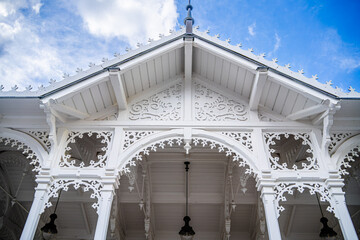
227;63;238;90
139;63;150;91
109;70;127;110
98;81;113;107
287;102;327;120
131;67;143;94
90;85;105;112
50;101;89;119
147;60;157;87
273;85;289;113
81;88;98;113
249;70;268;110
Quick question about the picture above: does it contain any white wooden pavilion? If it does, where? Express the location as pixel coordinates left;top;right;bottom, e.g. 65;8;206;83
0;4;359;240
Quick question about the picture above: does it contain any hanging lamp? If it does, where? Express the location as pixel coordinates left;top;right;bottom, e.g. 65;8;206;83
41;189;62;240
179;161;195;239
316;193;337;239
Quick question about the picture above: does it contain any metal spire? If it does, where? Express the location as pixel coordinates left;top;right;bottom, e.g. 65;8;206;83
184;0;194;34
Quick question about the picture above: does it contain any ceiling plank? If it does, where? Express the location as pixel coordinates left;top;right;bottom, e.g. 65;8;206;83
80;203;92;235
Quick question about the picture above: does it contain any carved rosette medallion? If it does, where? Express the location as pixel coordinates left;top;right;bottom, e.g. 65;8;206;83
194;82;248;121
129;83;183;121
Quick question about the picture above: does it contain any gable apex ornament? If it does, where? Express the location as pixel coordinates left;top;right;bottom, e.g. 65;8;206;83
184;0;194;35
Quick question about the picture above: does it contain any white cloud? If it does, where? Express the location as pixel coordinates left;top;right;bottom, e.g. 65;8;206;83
274;33;281;52
248;22;256;36
74;0;178;47
32;2;42;14
267;33;281;58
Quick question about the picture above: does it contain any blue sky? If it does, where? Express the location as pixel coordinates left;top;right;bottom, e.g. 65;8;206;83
0;0;359;93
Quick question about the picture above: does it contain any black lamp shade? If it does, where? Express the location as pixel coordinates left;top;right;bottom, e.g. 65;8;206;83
319;217;337;239
41;213;58;235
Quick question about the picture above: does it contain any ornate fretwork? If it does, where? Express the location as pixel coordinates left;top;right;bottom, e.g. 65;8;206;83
121;137;254;175
193;138;253;174
274;182;334;218
221;132;253;152
338;145;360;176
26;130;52;151
264;133;318;170
43;179;102;214
121;137;183;174
60;131;112;168
328;132;356;154
129;83;183;121
0;137;41;172
123;131;157;151
194;82;248;121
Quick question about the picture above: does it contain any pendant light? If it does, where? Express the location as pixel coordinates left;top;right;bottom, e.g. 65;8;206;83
316;193;337;239
41;189;62;240
179;161;195;239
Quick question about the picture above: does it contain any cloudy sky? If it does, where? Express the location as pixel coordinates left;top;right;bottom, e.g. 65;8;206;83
0;0;359;92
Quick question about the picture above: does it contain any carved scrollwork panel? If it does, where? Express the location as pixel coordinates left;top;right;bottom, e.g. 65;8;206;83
123;131;157;151
328;132;357;154
194;82;248;121
274;182;335;218
128;83;183;121
43;179;102;214
264;132;318;170
26;131;52;152
0;137;41;172
220;132;253;152
60;131;112;168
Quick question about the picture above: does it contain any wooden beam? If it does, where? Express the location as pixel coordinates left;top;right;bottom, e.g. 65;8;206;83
85;104;118;121
287;99;330;120
108;68;127;110
249;67;268;111
184;38;193;121
50;100;89;119
285;205;296;237
80;202;92;235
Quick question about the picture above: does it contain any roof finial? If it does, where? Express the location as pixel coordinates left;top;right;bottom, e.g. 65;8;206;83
184;0;194;34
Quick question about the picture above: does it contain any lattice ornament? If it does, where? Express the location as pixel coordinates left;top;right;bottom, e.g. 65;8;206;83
26;130;52;151
264;133;318;170
274;182;334;218
0;137;41;172
60;131;112;168
123;131;157;151
194;82;248;121
338;145;360;176
43;179;102;214
129;83;183;121
221;132;253;152
120;136;254;175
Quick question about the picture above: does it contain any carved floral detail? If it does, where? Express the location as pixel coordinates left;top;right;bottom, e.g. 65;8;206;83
221;132;253;152
129;83;183;121
60;131;112;168
27;130;52;151
338;145;359;176
0;137;41;172
194;82;248;121
43;179;102;214
274;182;334;218
264;133;318;170
123;131;157;151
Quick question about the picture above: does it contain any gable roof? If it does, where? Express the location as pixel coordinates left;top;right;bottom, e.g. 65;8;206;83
0;28;359;100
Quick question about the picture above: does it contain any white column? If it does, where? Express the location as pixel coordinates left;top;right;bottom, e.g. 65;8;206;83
257;176;282;240
94;183;116;240
261;191;282;240
20;176;51;240
329;186;358;240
